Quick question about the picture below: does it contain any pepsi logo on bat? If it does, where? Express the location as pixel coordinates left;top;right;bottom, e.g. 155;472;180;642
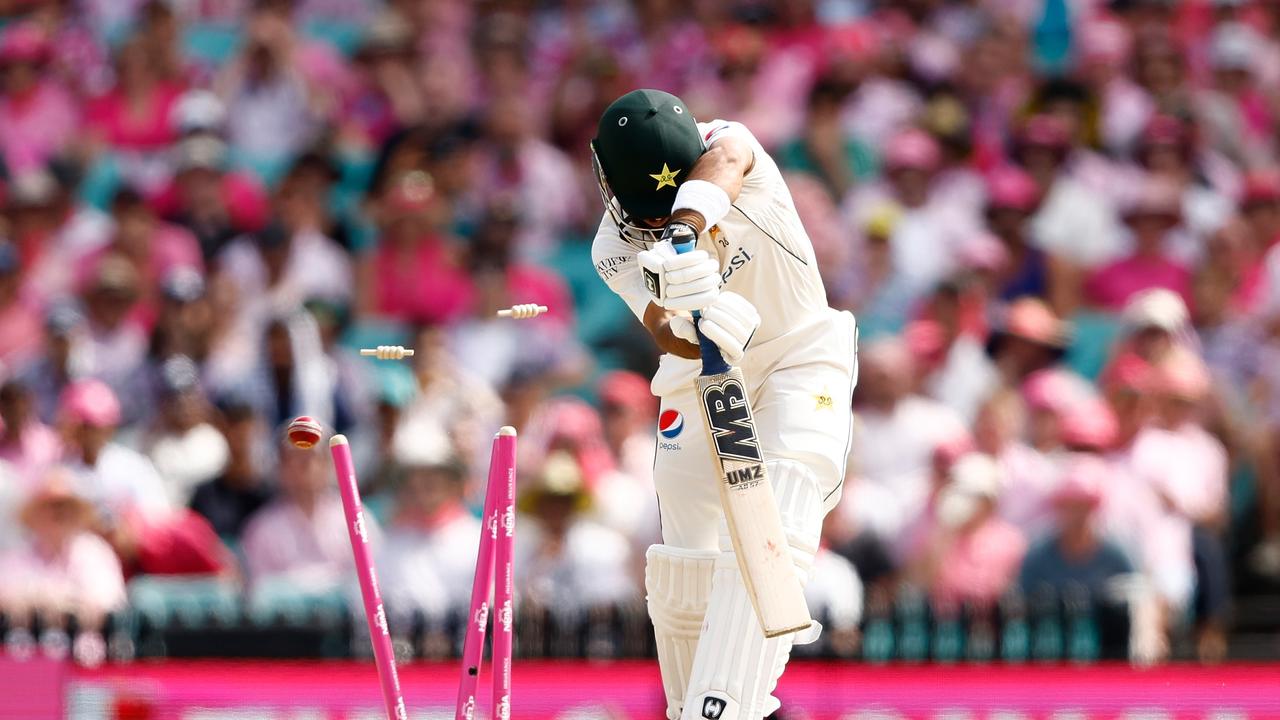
700;377;762;463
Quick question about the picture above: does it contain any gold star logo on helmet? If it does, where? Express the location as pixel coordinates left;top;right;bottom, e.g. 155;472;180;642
649;163;681;190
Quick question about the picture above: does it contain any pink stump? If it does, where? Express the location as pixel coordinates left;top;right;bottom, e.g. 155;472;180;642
330;434;406;720
492;428;517;720
455;427;518;720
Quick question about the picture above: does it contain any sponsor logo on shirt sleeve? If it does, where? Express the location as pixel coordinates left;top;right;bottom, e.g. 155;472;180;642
594;255;632;280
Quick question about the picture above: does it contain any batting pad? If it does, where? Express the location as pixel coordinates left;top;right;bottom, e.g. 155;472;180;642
682;460;822;720
647;544;718;720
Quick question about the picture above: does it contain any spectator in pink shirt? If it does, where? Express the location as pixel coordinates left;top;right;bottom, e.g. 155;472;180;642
340;13;424;152
1085;178;1193;311
363;170;474;326
905;452;1028;607
0;378;62;491
1147;349;1231;661
153;135;271;260
27;0;111;96
850;337;968;542
0;243;44;367
84;37;185;155
242;436;378;596
0;22;79;175
0;473;126;626
1101;355;1196;652
78;189;203;332
894;430;975;565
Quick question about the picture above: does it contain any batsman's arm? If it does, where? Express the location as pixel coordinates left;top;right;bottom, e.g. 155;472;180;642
644;302;701;359
640;134;755;356
668;135;755;236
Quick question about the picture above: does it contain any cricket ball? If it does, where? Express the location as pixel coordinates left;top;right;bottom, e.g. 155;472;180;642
287;416;324;449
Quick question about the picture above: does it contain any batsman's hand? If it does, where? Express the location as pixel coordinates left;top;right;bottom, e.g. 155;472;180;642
637;232;720;312
668;291;760;364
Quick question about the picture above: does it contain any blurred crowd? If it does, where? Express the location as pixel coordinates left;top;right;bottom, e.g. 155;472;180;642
0;0;1278;667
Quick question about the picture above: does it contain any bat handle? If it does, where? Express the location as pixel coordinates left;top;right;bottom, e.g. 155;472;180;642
671;236;731;376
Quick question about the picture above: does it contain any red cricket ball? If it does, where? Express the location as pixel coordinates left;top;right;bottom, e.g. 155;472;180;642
287;416;324;449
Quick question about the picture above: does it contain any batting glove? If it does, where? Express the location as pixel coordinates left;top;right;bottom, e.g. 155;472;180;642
637;238;721;312
669;291;759;364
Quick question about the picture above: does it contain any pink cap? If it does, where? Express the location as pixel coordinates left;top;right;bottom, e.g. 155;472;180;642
998;297;1070;348
1102;353;1154;394
1021;368;1095;414
1060;398;1119;450
0;22;49;65
1052;454;1108;507
59;379;122;428
1242;170;1280;206
598;370;656;413
883;129;941;171
986;166;1041;212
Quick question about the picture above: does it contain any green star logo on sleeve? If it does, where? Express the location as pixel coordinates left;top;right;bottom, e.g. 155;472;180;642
649;163;681;190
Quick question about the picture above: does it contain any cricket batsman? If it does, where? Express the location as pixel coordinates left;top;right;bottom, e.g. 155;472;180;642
590;89;859;719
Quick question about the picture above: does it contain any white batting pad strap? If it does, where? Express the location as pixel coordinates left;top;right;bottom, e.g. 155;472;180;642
647;545;718;720
672;179;732;230
683;460;824;719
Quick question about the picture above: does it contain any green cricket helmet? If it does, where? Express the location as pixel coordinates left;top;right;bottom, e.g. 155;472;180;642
591;89;705;246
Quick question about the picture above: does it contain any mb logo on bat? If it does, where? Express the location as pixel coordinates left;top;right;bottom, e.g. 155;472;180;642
701;377;763;463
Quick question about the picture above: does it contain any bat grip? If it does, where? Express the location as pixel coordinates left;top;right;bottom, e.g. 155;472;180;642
672;236;731;376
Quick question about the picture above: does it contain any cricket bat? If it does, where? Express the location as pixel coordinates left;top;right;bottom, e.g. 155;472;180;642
672;238;813;638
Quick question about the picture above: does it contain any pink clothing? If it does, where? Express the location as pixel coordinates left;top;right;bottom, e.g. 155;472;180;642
0;533;127;615
0;83;79;173
506;264;575;329
372;236;475;325
0;298;44;368
1133;425;1228;524
931;518;1027;606
997;443;1065;539
78;224;203;290
76;225;204;331
0;423;62;489
1084;254;1192;312
150;172;271;236
85;83;185;150
241;494;377;592
1104;446;1196;608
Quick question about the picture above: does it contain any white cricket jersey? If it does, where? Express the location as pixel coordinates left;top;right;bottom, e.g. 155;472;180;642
591;120;842;396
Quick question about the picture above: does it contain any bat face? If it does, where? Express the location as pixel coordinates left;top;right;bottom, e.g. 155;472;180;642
696;367;812;637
